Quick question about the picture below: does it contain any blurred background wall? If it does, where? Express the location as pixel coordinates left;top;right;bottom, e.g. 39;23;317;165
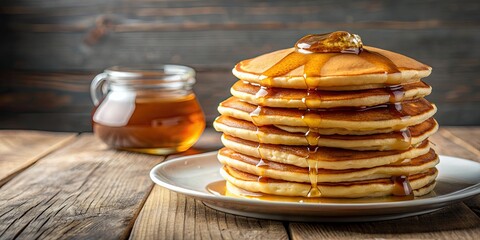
1;0;479;132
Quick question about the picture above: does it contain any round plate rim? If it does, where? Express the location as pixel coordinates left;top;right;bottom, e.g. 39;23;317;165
150;152;480;211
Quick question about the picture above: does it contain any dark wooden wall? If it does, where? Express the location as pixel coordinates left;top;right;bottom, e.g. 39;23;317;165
1;0;479;131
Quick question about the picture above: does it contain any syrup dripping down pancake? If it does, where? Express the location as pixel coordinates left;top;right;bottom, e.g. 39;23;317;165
231;80;432;109
213;116;438;150
218;97;436;132
233;46;431;90
221;134;431;169
218;148;438;183
221;165;437;198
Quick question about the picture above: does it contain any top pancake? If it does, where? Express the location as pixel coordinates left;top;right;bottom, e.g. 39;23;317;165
233;46;432;90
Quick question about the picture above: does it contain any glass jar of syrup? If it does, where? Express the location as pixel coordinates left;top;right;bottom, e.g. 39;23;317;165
90;65;205;154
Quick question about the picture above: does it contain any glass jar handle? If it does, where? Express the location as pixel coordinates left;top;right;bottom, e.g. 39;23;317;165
90;73;108;106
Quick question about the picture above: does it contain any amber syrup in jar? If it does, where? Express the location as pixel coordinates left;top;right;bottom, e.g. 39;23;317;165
91;65;205;154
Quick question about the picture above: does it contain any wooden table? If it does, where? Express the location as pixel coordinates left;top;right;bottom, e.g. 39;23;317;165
0;127;479;239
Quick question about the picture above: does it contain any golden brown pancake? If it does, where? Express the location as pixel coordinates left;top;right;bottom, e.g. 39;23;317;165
233;46;431;90
218;97;436;132
213;116;438;150
218;148;438;183
221;134;432;169
221;165;437;198
224;181;436;203
231;80;432;108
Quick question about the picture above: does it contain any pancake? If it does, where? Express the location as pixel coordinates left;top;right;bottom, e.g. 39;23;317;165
213;116;438;150
233;46;431;90
221;166;438;198
218;97;436;132
231;80;432;108
224;181;436;203
221;134;432;169
218;148;438;183
274;124;407;135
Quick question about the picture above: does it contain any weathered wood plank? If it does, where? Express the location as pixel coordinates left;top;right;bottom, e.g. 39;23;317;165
129;129;288;240
1;0;480;129
4;29;480;71
0;113;93;132
0;130;76;187
0;134;165;239
289;203;480;240
444;127;480;153
2;1;479;27
129;185;288;240
429;128;480;162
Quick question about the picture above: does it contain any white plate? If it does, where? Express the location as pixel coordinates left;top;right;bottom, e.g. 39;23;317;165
150;152;480;222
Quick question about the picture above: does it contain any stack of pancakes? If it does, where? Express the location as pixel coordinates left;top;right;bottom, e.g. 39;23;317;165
214;32;438;199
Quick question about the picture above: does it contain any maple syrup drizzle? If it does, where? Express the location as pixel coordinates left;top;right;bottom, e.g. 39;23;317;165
302;71;323;196
252;32;414;197
250;105;262;124
391;175;414;198
254;31;404;92
255;86;270;104
250;103;268;181
393;128;413;150
387;84;406;103
388;102;411;122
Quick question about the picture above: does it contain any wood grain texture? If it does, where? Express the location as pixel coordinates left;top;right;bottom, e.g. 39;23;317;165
429;128;480;163
0;134;165;239
442;127;480;153
0;128;478;239
129;185;288;240
0;113;93;132
289;203;480;240
1;0;480;130
0;130;76;187
128;129;288;240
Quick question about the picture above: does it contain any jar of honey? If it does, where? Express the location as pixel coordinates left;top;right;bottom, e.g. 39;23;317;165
90;65;205;154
